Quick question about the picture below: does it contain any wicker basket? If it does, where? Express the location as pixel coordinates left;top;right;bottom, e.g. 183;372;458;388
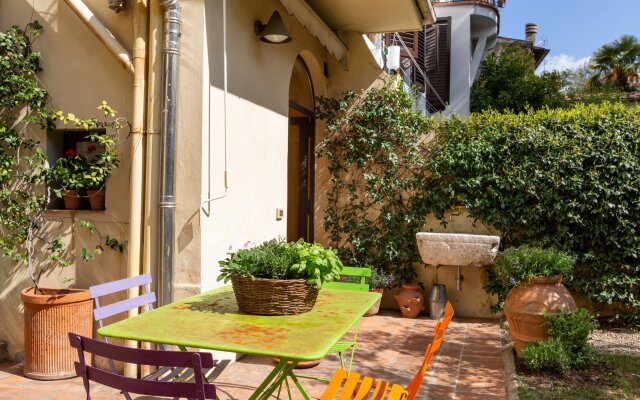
231;275;319;315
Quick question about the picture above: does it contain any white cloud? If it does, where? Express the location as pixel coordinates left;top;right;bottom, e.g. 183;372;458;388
538;54;590;73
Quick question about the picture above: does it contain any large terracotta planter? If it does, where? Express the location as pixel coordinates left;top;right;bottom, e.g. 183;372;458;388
364;289;384;316
503;275;576;357
394;284;424;318
21;288;93;380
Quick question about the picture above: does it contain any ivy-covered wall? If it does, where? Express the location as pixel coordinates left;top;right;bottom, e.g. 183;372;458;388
424;103;640;324
318;84;640;323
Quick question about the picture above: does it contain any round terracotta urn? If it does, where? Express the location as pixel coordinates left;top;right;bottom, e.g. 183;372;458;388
395;284;424;318
503;275;576;357
22;288;93;380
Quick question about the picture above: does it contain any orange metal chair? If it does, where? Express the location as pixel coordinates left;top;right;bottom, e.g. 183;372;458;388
318;302;454;400
440;301;455;332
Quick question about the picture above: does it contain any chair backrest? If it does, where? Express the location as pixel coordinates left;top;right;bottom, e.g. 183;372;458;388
433;301;455;338
405;325;446;400
322;266;371;292
440;301;454;332
89;274;156;329
69;333;217;400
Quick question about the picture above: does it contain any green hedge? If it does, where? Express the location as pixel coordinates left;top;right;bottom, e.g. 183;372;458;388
423;103;640;324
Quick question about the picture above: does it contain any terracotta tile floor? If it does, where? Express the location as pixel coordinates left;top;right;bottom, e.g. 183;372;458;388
0;311;507;399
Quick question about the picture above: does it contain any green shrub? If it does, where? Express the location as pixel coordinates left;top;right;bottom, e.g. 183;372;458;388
424;103;640;325
488;246;574;309
493;246;574;289
471;45;564;113
546;308;599;368
522;338;572;374
217;238;343;287
522;309;599;373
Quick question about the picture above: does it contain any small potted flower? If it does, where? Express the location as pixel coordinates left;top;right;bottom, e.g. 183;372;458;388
81;131;120;210
494;246;577;356
218;238;343;315
46;149;89;209
364;268;395;316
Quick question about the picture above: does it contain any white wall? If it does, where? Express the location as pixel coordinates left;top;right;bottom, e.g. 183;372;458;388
197;0;387;292
434;4;498;116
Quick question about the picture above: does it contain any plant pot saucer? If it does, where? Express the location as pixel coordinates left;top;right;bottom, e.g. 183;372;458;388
271;357;323;369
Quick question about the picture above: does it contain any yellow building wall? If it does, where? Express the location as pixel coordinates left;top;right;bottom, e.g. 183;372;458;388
0;0;132;360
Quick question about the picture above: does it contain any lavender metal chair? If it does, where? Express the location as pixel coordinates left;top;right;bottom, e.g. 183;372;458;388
69;333;217;400
89;274;227;399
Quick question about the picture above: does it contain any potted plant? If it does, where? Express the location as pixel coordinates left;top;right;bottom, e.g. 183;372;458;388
494;246;577;357
46;149;89;209
81;128;121;210
218;238;343;315
364;268;395;316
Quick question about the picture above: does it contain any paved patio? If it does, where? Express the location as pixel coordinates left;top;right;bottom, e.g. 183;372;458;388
0;310;507;399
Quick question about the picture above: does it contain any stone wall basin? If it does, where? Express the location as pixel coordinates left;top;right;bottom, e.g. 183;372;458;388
416;232;500;267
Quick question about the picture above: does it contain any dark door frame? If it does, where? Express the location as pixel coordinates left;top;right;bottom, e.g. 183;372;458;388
288;102;315;242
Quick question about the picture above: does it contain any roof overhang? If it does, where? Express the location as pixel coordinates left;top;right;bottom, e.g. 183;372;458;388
279;0;348;62
302;0;436;33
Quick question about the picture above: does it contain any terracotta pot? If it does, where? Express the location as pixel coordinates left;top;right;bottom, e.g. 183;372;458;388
364;289;384;316
87;187;105;210
21;288;93;380
62;189;83;210
394;284;424;318
503;275;576;357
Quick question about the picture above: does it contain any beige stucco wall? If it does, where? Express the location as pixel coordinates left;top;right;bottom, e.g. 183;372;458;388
197;0;388;292
0;0;132;359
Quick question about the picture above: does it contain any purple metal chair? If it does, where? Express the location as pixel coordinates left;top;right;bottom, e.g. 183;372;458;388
89;274;228;399
69;333;217;400
89;273;158;342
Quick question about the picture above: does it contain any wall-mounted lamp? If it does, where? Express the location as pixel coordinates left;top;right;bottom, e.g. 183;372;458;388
254;11;292;44
108;0;125;13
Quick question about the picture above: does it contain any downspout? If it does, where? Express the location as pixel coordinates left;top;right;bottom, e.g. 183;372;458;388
138;0;162;378
158;0;181;305
125;0;148;378
63;0;135;75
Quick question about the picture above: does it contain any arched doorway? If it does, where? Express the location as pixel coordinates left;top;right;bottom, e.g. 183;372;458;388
287;57;315;242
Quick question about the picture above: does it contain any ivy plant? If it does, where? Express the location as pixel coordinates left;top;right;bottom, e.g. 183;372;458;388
317;83;433;283
423;103;640;325
0;23;126;291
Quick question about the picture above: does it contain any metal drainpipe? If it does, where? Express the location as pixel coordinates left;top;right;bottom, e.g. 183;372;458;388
159;0;180;305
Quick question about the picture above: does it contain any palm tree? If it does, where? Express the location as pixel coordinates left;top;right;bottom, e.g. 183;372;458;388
589;35;640;91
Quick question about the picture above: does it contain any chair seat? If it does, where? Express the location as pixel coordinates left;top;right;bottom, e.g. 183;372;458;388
328;340;355;353
319;368;408;400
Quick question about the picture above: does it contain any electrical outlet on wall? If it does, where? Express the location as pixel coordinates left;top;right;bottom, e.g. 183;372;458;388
275;208;284;221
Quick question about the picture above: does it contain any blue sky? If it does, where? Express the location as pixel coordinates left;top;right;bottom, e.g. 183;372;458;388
499;0;640;72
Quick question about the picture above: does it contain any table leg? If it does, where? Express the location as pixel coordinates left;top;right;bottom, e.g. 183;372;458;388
249;358;312;400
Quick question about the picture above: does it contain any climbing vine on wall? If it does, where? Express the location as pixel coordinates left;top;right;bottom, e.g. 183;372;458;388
316;84;434;283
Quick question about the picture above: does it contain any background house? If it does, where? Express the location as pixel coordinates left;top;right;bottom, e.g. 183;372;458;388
377;0;504;116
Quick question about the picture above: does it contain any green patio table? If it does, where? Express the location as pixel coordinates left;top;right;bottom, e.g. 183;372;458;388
97;285;381;400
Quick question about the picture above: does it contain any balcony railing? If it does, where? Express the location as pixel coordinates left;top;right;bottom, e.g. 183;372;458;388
432;0;505;8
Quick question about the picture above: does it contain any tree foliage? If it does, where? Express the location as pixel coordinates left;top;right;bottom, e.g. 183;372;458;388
589;34;640;92
471;45;564;113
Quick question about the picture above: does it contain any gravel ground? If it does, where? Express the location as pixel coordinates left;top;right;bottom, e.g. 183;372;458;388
589;329;640;356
